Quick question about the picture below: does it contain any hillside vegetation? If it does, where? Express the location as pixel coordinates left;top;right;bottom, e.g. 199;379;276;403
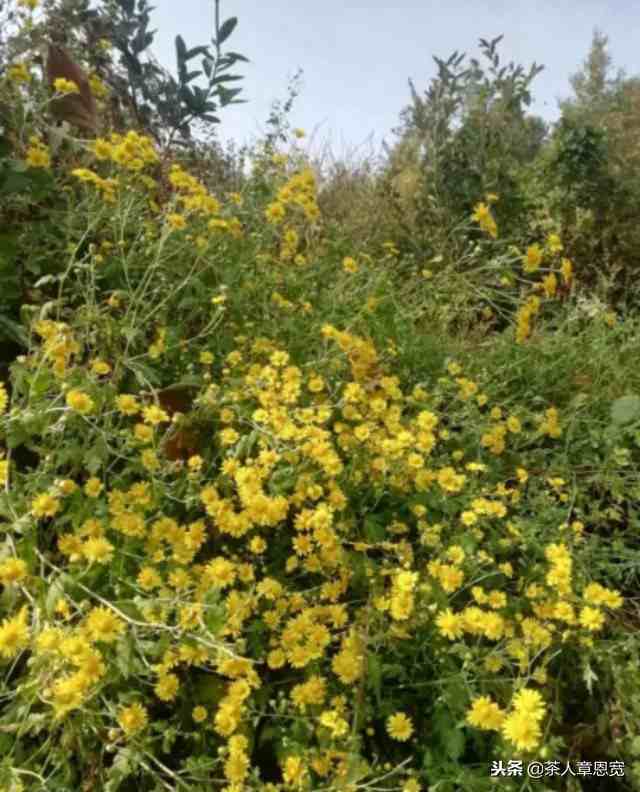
1;2;640;790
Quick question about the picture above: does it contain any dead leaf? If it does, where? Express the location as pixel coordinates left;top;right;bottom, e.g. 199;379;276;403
47;43;97;135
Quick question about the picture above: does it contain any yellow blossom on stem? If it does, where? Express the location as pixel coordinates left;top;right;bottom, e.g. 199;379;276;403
386;712;414;741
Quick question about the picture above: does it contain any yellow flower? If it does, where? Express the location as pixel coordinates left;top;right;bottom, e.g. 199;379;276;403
579;606;605;631
0;607;29;659
167;213;187;230
265;202;285;224
66;389;95;415
192;705;207;722
188;454;203;472
546;233;563;253
267;649;286;669
523;244;543;273
539;406;562;438
116;394;140;415
386;712;414;741
437;466;465;493
219;428;239;446
142;404;170;425
118;702;148;735
85;607;125;643
7;63;31;83
137;567;162;591
53;77;79;94
84;477;103;497
282;755;306;786
8;62;31;83
155;673;179;701
471;202;497;238
542;272;557;298
82;537;114;564
90;358;111;375
436;609;464;640
506;415;521;433
331;647;363;684
18;0;39;9
51;672;88;717
342;256;358;274
0;558;28;585
26;145;51;169
88;73;109;98
511;688;546;721
134;423;154;443
466;695;505;730
32;493;61;519
501;710;542;752
319;709;349;737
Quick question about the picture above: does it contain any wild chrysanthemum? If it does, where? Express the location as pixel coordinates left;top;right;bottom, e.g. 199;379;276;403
85;606;125;643
435;608;464;640
0;558;28;585
466;695;505;730
511;688;546;721
82;537;114;564
0;607;30;659
118;702;148;735
579;606;605;632
32;493;61;519
66;389;95;414
386;712;414;741
501;710;542;751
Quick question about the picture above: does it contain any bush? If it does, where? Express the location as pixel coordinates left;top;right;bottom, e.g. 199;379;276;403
1;6;640;792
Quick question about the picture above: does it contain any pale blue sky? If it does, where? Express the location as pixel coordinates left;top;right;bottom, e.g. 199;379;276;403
149;0;640;155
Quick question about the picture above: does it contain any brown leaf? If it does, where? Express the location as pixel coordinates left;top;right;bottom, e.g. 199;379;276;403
157;385;199;415
46;43;97;135
162;426;202;462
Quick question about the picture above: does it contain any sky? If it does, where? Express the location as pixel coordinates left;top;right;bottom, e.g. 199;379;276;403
148;0;640;158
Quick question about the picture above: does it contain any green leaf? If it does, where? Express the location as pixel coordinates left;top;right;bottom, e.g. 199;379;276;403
8;159;28;174
0;169;32;195
117;0;135;14
186;45;211;61
216;17;238;45
0;314;28;346
84;437;109;475
5;421;30;450
433;705;466;761
583;660;598;695
611;394;640;426
129;360;162;387
212;73;244;84
364;515;385;543
0;136;12;158
367;654;382;707
115;637;134;679
445;725;466;760
224;51;249;63
175;34;187;64
183;70;203;84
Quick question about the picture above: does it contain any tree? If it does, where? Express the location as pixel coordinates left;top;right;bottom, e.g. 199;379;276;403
561;29;624;123
386;35;547;255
